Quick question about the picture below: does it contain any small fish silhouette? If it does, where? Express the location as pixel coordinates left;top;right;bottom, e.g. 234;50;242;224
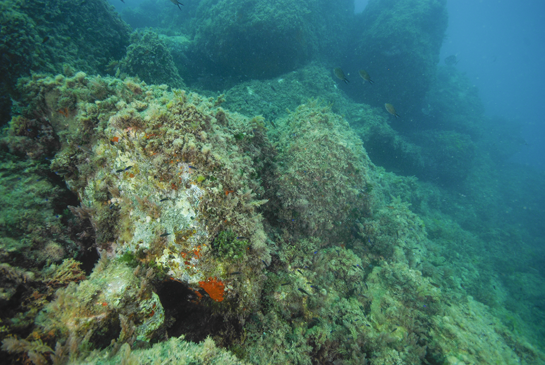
358;69;374;84
384;103;400;118
333;68;349;83
170;0;183;10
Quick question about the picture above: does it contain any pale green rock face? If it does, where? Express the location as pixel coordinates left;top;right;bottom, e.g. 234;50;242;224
136;292;165;342
94;129;209;285
37;258;165;343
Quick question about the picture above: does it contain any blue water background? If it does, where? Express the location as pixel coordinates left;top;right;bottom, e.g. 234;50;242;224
359;0;545;169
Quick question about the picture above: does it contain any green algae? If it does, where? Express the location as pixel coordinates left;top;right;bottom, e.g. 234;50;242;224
212;230;249;262
2;69;544;364
0;23;544;364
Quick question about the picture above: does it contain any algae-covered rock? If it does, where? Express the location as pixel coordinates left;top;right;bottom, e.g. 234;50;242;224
349;105;426;177
189;0;354;81
13;72;275;317
0;155;81;269
37;258;165;354
0;0;130;126
0;0;130;85
412;130;476;185
0;70;280;361
83;335;245;365
7;68;278;324
4;69;545;365
118;29;185;88
222;63;354;122
268;100;372;242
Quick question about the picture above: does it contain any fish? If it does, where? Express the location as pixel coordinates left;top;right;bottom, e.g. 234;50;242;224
333;68;349;83
188;165;198;170
281;282;290;286
42;36;50;44
229;272;242;275
160;232;171;237
298;288;311;295
444;54;458;66
170;0;183;10
115;169;124;173
384;103;400;118
358;69;374;84
124;166;133;171
159;198;169;202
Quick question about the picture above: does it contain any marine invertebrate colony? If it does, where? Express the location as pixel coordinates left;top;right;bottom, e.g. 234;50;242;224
199;277;225;302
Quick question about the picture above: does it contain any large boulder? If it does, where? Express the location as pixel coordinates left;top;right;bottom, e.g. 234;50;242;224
187;0;354;82
13;71;275;321
268;100;372;243
0;0;131;125
118;30;185;88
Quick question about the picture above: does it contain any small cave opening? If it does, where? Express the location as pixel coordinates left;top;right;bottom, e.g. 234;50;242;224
78;246;100;275
156;280;241;346
48;172;100;274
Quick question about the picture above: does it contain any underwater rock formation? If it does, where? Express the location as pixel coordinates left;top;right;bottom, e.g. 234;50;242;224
0;71;276;360
0;0;130;124
189;0;354;81
350;0;448;116
18;71;274;308
1;71;544;364
268;100;372;243
411;130;476;185
348;105;426;178
421;66;485;137
118;30;185;88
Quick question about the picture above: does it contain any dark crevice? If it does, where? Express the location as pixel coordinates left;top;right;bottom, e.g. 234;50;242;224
156;280;241;346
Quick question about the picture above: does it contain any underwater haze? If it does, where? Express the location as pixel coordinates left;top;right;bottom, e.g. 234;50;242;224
439;0;545;170
0;0;544;364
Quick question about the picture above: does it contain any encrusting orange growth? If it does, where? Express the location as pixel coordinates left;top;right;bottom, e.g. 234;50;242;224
198;277;225;302
57;107;70;117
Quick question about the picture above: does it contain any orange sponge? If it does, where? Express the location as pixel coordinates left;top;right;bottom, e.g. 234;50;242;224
198;277;225;302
